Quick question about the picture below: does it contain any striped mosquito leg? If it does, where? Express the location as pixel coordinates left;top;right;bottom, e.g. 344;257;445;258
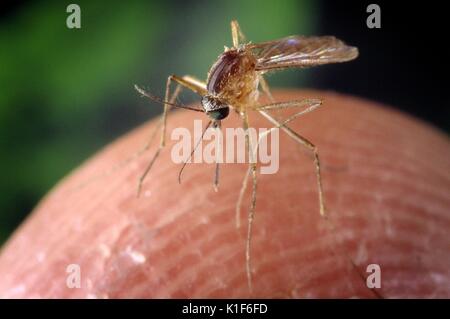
259;110;326;217
241;110;258;292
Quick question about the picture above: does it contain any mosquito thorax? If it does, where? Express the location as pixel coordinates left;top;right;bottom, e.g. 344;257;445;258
201;95;230;120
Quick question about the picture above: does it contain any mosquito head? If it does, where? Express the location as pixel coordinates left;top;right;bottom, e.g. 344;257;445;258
201;95;230;120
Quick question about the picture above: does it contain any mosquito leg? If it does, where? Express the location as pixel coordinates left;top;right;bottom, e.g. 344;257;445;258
138;84;182;152
235;165;251;228
259;75;275;103
246;161;257;292
251;98;322;112
240;98;324;291
170;74;207;96
256;104;381;296
259;110;382;297
136;77;177;197
238;99;323;290
231;20;246;48
136;74;207;197
240;110;258;292
235;99;322;226
259;75;279;122
213;162;219;192
212;120;222;192
259;110;326;217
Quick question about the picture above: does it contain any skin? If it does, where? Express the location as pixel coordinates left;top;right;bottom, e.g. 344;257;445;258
0;90;449;298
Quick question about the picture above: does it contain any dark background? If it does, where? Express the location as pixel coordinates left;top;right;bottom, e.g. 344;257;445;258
0;0;448;244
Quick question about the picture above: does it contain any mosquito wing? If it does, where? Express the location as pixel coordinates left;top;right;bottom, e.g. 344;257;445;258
249;35;359;71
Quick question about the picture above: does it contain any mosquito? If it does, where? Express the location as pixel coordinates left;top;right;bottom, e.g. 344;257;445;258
134;20;359;292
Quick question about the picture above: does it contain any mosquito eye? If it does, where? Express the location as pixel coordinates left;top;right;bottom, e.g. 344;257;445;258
208;107;229;120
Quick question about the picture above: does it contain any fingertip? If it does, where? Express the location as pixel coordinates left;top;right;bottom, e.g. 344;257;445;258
0;90;448;298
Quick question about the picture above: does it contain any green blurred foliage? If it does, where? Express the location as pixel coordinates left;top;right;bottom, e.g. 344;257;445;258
0;0;317;244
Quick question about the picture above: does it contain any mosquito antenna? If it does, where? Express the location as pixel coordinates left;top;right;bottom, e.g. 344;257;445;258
134;84;204;112
178;120;212;184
